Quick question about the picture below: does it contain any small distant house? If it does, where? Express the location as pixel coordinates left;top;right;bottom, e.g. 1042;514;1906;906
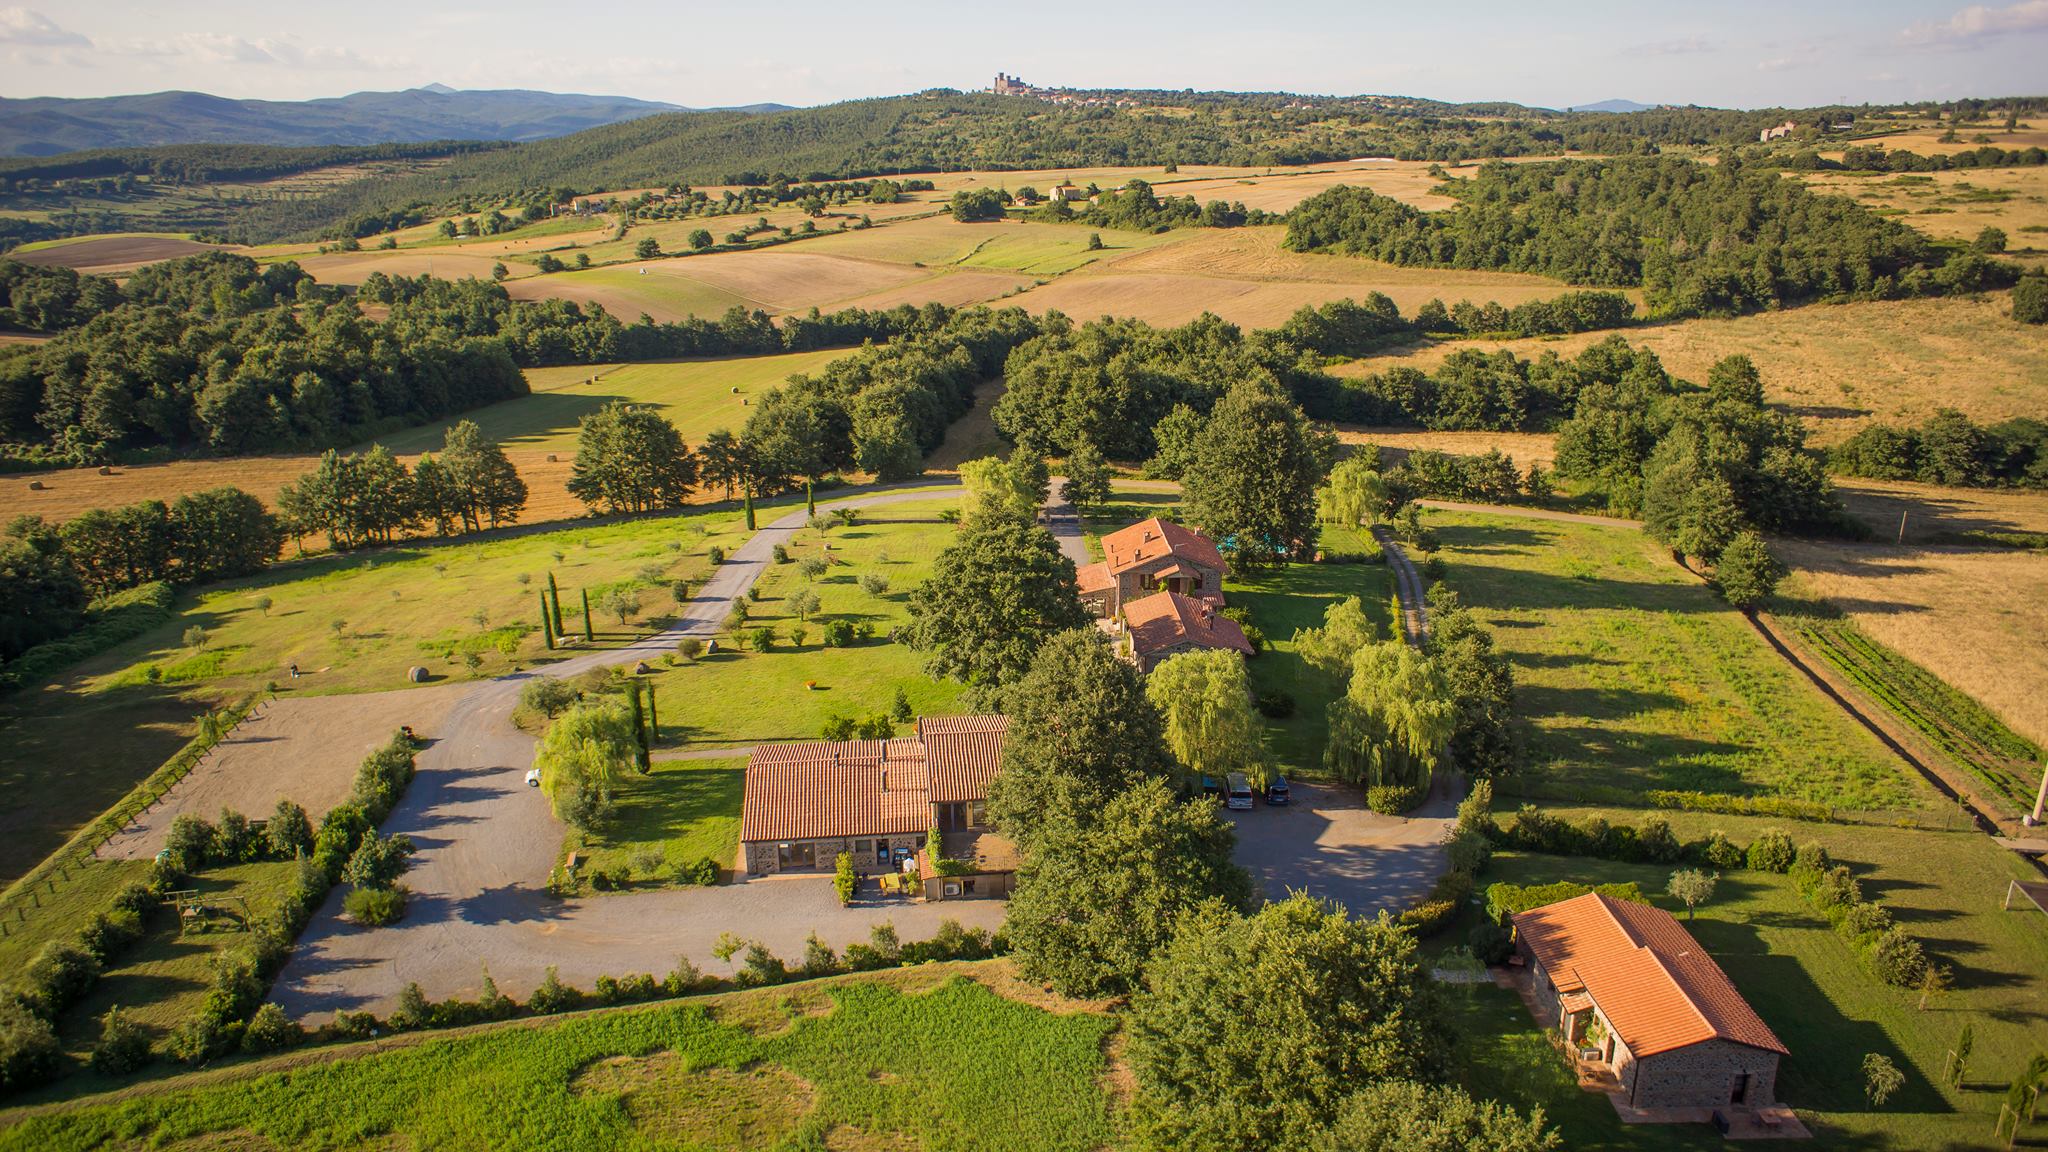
1512;893;1788;1113
1048;181;1085;203
1075;517;1228;619
1758;120;1797;143
1121;590;1253;672
738;716;1015;899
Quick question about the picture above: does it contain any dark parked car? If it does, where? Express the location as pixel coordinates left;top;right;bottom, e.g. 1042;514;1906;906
1265;775;1290;805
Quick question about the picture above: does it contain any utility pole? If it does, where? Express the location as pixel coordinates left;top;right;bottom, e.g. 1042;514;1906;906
1898;510;1908;545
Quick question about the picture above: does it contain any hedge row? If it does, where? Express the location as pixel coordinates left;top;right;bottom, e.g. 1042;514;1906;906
1789;852;1931;988
1498;806;1800;871
0;581;175;694
1397;782;1496;936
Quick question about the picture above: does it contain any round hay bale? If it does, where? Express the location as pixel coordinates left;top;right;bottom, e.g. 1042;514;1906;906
406;665;429;683
633;661;652;675
545;453;558;463
27;480;45;490
97;465;113;476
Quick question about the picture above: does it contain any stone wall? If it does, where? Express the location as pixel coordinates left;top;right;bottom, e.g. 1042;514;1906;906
1626;1039;1780;1110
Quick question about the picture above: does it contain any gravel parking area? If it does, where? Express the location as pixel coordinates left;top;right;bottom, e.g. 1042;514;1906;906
95;684;470;860
1226;780;1455;916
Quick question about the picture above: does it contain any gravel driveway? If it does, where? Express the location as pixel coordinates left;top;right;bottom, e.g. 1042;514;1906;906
1226;780;1456;915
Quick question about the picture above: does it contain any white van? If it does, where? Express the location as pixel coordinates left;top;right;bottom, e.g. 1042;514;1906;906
1225;773;1255;810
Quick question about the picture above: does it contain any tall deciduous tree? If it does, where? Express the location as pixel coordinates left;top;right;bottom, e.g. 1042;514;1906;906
1327;642;1456;790
1059;439;1112;510
567;401;698;513
1127;894;1448;1150
1005;777;1250;997
1145;649;1269;788
440;419;528;530
903;522;1088;708
1319;455;1391;528
959;450;1049;525
696;429;746;500
1714;531;1784;611
1182;380;1329;570
1320;1081;1559;1152
988;629;1175;849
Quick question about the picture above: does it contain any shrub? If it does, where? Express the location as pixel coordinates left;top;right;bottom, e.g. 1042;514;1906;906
1445;828;1491;876
801;932;840;978
834;852;857;905
528;966;579;1014
162;813;216;872
77;909;143;965
1868;928;1929;987
1253;690;1295;719
0;997;60;1091
390;982;432;1030
1794;840;1831;872
241;1002;304;1053
267;799;314;858
344;886;407;926
1469;922;1514;965
1843;902;1893;938
675;856;720;886
323;1011;380;1042
772;544;789;563
736;944;787;988
1637;818;1682;864
214;808;257;862
1747;828;1796;873
89;1005;152;1076
859;573;889;596
748;625;776;652
663;957;703;996
1699;831;1747;870
707;545;725;565
821;619;855;647
1365;784;1422;815
163;1012;236;1065
26;940;100;1017
677;637;704;661
519;677;579;719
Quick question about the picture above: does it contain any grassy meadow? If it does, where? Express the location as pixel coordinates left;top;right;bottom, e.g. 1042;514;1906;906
564;757;747;886
1444;815;2048;1151
0;496;823;887
1430;510;1931;811
0;965;1118;1152
644;497;968;749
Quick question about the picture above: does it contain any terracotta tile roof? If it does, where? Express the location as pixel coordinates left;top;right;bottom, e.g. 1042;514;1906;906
1125;591;1253;663
1075;561;1115;595
1101;518;1228;579
741;718;1009;843
1514;893;1787;1058
919;714;1010;804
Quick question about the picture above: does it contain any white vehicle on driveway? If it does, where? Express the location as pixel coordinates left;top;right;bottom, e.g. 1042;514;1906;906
1225;773;1255;810
524;768;542;788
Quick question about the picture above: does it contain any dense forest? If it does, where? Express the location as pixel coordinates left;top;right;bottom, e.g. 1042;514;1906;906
11;92;2026;246
1828;411;2047;489
0;253;986;463
1283;155;2018;317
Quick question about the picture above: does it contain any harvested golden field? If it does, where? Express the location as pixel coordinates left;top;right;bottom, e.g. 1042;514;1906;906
1776;537;2048;748
799;214;1182;273
502;248;934;320
1836;126;2048;155
820;268;1034;312
1332;425;1558;469
1833;476;2048;543
1383;294;2048;444
1800;164;2048;270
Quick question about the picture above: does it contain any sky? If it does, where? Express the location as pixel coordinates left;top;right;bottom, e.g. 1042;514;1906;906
1;0;2044;110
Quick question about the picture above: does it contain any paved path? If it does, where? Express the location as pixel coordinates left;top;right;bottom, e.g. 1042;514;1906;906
1373;525;1430;646
273;484;970;1021
1042;476;1091;566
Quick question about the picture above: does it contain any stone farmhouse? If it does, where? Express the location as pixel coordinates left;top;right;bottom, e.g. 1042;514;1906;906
1077;517;1251;671
738;715;1015;899
1513;892;1789;1115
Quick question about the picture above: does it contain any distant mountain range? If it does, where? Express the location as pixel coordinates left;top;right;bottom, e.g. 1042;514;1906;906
0;86;794;157
1567;99;1656;114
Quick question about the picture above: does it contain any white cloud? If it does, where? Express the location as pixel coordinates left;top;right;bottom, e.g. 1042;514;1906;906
108;33;406;72
0;6;86;47
1899;0;2048;46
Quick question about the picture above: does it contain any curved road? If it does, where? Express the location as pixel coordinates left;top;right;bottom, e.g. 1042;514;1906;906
273;484;993;1021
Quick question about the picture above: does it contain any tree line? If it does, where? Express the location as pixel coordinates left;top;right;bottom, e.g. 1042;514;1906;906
1828;409;2047;489
1283;155;2020;318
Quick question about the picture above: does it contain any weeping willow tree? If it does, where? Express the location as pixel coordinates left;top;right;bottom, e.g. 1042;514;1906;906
533;696;636;832
1145;648;1271;789
1324;641;1456;790
1317;454;1390;529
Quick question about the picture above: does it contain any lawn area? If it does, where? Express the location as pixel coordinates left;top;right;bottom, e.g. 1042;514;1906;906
1431;510;1933;812
1444;828;2048;1151
646;497;968;748
370;348;849;459
0;497;808;888
563;757;746;886
1227;525;1394;777
0;964;1119;1152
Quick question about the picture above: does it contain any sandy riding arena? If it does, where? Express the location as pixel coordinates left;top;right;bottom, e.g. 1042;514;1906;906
95;684;471;861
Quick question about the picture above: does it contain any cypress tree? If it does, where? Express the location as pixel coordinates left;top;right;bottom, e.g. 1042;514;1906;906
629;681;651;772
805;479;816;518
581;589;594;641
547;573;564;634
540;592;554;649
744;489;756;531
647;687;659;742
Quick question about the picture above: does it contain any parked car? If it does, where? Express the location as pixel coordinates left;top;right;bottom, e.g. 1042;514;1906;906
1225;773;1255;810
1265;774;1290;805
524;768;542;788
1199;775;1221;797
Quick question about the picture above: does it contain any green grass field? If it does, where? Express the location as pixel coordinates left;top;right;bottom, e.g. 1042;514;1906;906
0;496;841;889
369;350;847;460
0;965;1118;1152
1430;511;1931;812
1227;526;1395;777
564;757;747;886
645;498;967;748
1445;818;2048;1151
